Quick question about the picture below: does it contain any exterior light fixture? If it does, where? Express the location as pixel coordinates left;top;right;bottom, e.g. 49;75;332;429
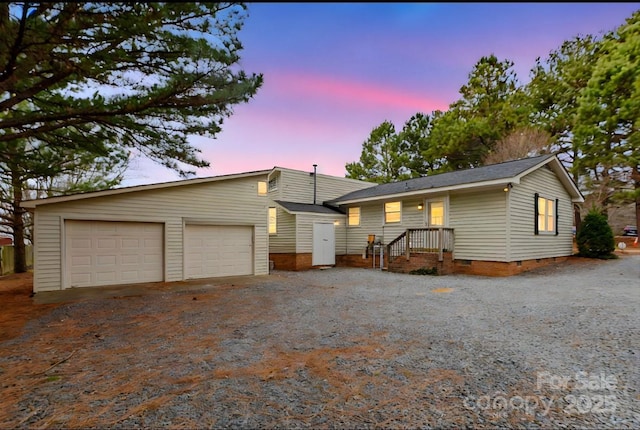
417;203;424;210
503;183;513;192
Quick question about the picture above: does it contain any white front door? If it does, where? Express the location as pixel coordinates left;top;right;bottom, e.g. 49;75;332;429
312;222;335;266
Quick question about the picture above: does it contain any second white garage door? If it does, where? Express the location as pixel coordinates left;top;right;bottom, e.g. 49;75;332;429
184;225;253;279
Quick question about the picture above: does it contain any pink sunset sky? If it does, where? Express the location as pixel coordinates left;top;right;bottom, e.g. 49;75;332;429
123;2;640;186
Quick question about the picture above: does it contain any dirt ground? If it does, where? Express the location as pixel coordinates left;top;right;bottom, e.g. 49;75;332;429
0;255;638;428
0;272;58;343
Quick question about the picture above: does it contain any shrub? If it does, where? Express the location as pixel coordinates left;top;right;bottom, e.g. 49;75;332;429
409;266;438;275
576;209;615;258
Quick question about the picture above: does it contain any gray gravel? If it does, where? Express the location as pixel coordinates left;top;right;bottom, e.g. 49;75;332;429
1;255;639;428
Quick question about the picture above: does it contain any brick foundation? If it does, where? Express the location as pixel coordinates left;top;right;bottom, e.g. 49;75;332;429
335;254;379;269
269;253;313;271
387;252;454;275
271;252;573;277
453;256;569;277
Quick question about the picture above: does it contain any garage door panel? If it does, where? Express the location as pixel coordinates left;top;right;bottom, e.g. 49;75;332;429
97;223;117;233
122;238;140;248
96;255;116;266
71;273;91;285
65;220;163;288
96;271;117;283
71;238;92;249
70;222;92;234
71;255;91;266
97;238;116;249
145;238;161;246
144;254;162;264
121;271;139;282
121;254;139;264
185;225;253;279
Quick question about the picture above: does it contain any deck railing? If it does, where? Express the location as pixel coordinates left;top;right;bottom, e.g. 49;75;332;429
386;231;407;262
386;228;454;263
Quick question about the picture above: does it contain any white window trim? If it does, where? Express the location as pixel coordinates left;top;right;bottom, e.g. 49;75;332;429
347;207;361;227
424;196;449;227
384;201;402;224
537;195;555;234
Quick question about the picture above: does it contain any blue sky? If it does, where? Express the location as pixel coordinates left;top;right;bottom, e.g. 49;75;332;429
123;2;640;186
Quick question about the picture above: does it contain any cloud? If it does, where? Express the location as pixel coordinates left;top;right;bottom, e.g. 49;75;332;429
267;71;450;114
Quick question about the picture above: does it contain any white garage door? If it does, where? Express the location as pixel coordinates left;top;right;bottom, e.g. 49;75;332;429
65;220;164;288
185;225;253;279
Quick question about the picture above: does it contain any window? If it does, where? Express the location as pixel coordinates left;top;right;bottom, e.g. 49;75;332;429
425;197;448;226
348;207;360;226
384;201;401;224
428;201;444;226
257;181;267;196
268;207;277;234
268;178;278;192
536;195;556;234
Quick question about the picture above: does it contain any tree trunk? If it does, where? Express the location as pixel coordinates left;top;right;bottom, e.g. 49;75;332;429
11;169;27;273
635;167;640;240
636;195;640;239
574;204;582;233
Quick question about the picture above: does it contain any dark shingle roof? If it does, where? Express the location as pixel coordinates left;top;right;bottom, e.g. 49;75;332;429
274;200;345;215
332;154;555;203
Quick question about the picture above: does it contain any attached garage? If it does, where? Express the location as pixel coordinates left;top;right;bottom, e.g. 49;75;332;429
22;170;271;293
184;225;253;279
65;220;164;288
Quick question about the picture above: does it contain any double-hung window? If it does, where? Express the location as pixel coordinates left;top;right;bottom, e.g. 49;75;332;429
535;194;557;234
348;207;360;227
384;202;401;224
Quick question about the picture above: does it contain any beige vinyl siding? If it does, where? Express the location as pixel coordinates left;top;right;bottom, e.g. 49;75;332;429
268;207;296;253
275;169;375;204
508;166;574;260
33;212;63;291
165;219;183;281
294;214;346;254
32;176;268;292
449;190;508;261
266;168;372;256
344;198;426;254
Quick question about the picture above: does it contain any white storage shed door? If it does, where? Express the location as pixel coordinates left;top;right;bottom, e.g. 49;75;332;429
185;225;253;279
65;220;164;288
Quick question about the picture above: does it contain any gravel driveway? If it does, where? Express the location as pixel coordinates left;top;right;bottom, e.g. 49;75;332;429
1;255;638;428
